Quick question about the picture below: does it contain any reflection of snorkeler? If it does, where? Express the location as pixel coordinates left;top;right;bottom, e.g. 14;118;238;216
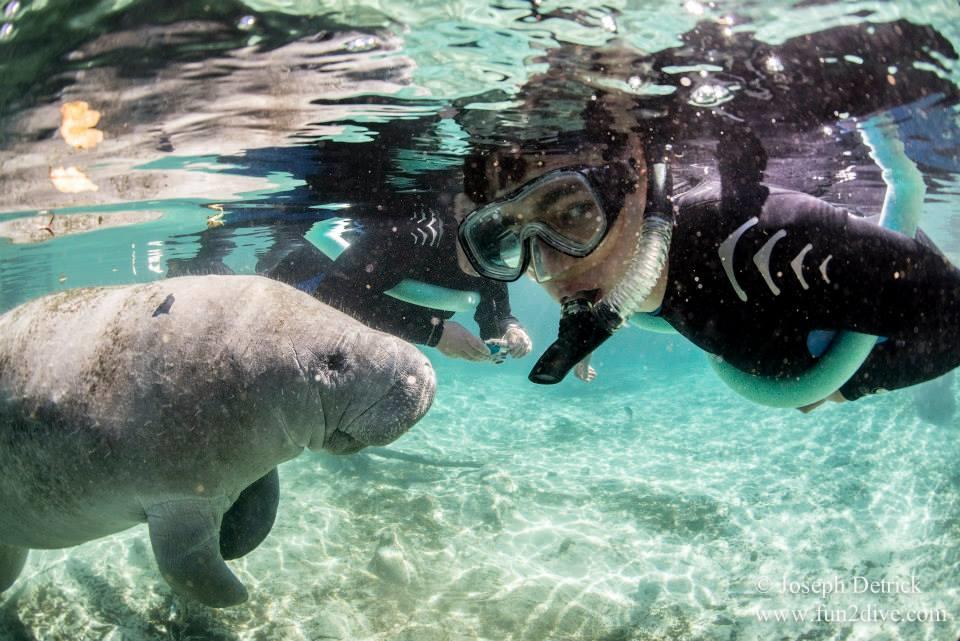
258;205;532;362
455;19;960;407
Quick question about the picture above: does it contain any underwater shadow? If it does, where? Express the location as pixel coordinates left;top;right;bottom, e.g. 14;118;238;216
67;558;243;641
0;589;37;641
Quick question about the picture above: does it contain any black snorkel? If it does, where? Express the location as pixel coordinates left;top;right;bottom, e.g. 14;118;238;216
528;147;675;384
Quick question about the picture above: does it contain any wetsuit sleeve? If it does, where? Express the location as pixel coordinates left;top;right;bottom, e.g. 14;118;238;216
474;281;521;341
663;184;960;401
746;190;960;399
759;192;960;400
757;193;960;336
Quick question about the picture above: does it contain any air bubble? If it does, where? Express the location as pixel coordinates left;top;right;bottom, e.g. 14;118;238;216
237;15;256;31
0;22;12;40
3;1;18;18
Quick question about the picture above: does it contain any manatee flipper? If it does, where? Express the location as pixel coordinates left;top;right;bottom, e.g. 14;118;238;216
0;544;28;593
219;468;280;561
146;498;248;607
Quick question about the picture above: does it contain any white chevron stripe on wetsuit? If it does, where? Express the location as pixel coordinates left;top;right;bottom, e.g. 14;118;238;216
753;229;788;296
718;217;759;302
790;243;814;290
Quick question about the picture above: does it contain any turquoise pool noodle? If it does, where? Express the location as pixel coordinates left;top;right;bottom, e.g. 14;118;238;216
384;279;480;313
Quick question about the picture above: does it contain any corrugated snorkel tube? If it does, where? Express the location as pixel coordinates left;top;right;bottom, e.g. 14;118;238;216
528;147;675;384
600;160;674;321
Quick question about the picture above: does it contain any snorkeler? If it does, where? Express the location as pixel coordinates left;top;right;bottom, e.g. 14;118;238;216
459;15;960;409
459;21;960;409
458;128;960;407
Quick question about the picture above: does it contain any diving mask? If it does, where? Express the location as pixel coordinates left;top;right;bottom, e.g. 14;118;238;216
457;162;636;282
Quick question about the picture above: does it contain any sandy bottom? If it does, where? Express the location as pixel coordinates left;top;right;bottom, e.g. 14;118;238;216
1;365;958;641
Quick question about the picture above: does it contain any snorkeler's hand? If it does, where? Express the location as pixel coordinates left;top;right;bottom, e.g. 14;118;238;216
500;324;533;359
436;321;491;361
573;356;596;383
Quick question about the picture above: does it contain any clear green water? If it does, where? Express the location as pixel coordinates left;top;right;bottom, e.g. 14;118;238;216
2;1;960;640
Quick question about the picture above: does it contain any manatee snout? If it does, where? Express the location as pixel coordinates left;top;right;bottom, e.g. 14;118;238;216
322;339;436;454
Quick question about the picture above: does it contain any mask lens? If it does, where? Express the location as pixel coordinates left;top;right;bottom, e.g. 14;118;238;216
530;237;583;282
460;167;617;280
529;173;607;248
461;203;528;278
498;232;523;269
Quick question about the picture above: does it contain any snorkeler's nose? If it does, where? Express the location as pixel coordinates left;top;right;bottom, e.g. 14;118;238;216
530;237;578;283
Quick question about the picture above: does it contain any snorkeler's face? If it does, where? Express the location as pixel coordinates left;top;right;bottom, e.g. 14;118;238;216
484;150;648;299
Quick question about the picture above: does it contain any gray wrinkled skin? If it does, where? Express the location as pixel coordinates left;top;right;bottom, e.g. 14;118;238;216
0;275;435;607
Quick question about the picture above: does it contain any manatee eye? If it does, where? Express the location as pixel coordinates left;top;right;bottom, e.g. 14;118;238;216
325;352;346;372
311;351;346;373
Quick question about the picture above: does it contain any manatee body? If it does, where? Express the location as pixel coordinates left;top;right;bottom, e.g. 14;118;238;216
0;275;435;607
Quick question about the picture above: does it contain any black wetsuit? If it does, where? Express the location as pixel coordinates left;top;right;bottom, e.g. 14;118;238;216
660;180;960;400
259;208;519;346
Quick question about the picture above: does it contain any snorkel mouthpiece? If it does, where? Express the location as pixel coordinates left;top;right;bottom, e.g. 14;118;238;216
528;297;621;384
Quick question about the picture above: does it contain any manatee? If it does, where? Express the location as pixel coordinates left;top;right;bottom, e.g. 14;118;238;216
0;275;435;607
